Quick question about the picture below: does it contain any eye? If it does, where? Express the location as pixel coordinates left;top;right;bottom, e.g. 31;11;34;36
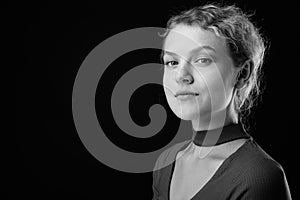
195;58;212;65
164;60;179;68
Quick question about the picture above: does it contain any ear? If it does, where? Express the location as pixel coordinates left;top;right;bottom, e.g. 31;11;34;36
235;59;253;89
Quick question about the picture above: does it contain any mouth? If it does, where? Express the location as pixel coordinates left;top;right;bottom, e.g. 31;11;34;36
175;93;199;101
175;92;199;97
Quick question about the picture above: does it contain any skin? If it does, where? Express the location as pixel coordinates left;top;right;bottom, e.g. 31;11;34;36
162;23;252;154
162;23;240;132
162;24;251;199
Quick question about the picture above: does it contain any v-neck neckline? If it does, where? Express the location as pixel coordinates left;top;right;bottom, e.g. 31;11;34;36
167;138;251;200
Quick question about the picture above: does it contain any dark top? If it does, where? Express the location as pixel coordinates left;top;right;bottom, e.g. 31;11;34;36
152;128;292;200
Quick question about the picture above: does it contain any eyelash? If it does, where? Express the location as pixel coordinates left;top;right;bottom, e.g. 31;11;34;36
196;58;212;65
164;58;212;68
164;60;178;67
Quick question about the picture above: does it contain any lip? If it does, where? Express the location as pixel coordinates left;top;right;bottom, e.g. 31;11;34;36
176;94;198;101
175;91;199;97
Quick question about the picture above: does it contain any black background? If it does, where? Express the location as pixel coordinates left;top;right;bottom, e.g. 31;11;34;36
18;0;297;199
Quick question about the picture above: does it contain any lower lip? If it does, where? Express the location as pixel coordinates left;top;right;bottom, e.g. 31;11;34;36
176;94;198;100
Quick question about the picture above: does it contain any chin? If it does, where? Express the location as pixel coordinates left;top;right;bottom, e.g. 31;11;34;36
166;96;203;120
171;104;201;121
175;113;198;121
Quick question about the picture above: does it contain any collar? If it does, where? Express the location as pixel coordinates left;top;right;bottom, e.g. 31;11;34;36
192;123;250;147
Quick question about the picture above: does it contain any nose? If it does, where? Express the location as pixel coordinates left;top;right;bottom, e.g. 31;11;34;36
176;61;194;85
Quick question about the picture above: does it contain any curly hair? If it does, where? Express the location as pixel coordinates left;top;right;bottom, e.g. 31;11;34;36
160;3;268;133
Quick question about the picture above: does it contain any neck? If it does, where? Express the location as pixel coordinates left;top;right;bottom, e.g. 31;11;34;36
191;101;238;131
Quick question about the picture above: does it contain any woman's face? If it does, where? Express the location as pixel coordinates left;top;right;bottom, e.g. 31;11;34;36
162;24;239;121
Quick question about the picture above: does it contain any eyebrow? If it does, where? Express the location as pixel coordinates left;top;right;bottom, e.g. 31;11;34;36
163;45;216;57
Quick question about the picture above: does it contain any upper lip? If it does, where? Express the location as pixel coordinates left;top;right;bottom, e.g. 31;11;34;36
175;91;199;97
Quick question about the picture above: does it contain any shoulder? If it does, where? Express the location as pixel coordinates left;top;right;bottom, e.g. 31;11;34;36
227;137;282;172
240;139;283;176
230;139;292;199
239;138;285;175
240;152;286;188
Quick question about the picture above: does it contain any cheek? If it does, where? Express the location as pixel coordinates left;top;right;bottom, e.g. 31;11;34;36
162;65;234;116
163;70;175;96
200;66;233;110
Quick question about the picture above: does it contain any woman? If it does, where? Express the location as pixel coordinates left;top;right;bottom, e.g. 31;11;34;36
152;3;292;200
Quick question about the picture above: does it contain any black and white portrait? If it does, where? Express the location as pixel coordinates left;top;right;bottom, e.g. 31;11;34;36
19;0;296;199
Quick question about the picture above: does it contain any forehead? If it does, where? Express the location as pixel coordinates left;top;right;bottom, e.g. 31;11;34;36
163;24;226;55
